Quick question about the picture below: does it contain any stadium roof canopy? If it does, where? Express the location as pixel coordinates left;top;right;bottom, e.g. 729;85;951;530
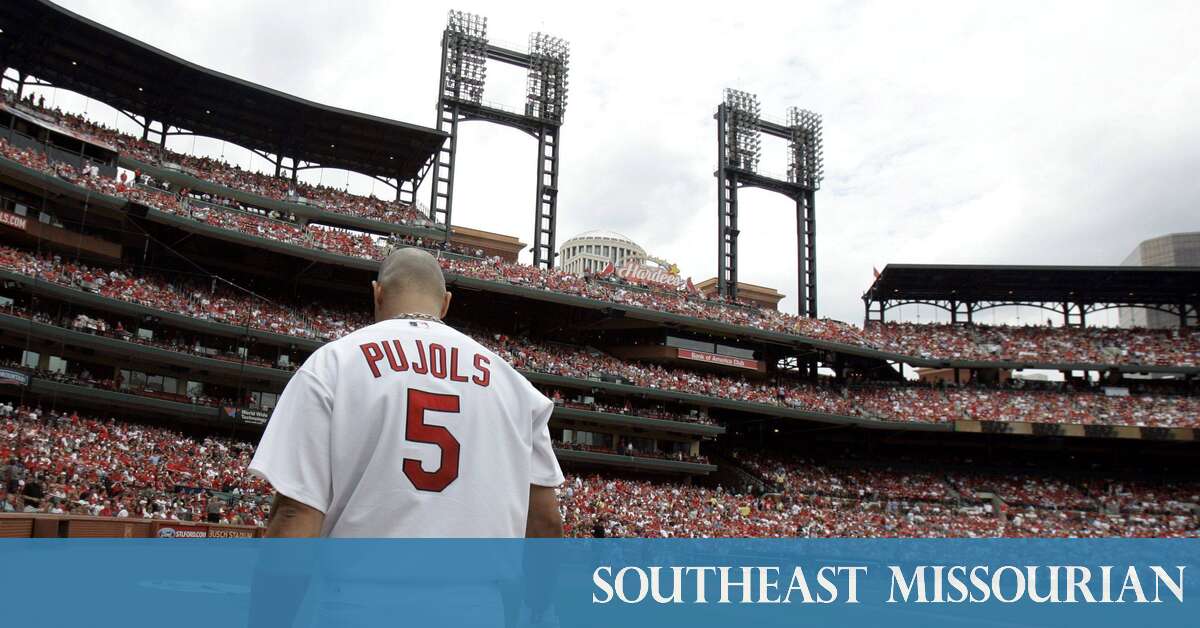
864;264;1200;307
0;0;447;181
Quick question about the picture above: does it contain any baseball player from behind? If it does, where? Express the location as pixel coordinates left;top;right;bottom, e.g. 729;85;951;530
249;248;564;537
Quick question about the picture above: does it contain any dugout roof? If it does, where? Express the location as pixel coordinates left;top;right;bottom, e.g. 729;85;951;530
0;0;447;181
865;264;1200;306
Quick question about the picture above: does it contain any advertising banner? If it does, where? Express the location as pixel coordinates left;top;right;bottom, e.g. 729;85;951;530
239;408;271;426
0;211;27;231
153;523;209;538
207;526;258;538
677;348;760;370
598;261;698;293
0;367;30;386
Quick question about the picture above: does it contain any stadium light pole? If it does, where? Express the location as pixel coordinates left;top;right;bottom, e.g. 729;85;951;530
430;11;569;269
714;90;823;317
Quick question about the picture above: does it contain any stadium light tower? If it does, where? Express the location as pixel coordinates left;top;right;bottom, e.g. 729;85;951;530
430;11;570;268
715;90;823;317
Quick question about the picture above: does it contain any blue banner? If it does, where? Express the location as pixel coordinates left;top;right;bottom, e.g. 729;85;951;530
5;539;1196;627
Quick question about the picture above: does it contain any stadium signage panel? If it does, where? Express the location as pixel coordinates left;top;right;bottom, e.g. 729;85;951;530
677;348;759;370
208;527;257;538
599;260;698;292
153;523;208;538
0;211;28;231
239;408;271;426
0;368;30;386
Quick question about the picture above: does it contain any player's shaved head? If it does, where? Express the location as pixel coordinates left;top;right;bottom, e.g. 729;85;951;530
372;248;452;322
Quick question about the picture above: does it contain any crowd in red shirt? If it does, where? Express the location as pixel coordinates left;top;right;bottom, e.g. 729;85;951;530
6;131;1198;370
851;382;1200;428
4;305;291;372
3;407;1195;537
561;453;1199;538
867;321;1200;368
544;387;716;426
0;405;269;525
1;243;1197;429
3;91;428;226
0;136;873;347
0;244;369;341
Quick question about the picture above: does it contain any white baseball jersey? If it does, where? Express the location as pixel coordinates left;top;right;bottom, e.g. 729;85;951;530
249;317;564;537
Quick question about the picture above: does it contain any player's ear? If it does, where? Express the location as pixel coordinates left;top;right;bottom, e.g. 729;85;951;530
372;281;382;315
441;291;452;319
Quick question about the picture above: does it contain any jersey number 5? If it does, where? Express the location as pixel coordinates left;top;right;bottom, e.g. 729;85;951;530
403;388;461;492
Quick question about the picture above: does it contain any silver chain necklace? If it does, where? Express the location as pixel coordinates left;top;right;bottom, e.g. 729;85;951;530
391;312;442;323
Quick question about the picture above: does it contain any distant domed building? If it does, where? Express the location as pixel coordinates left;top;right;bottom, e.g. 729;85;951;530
558;230;647;276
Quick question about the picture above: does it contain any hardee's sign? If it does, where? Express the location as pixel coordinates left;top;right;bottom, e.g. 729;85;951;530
598;261;698;293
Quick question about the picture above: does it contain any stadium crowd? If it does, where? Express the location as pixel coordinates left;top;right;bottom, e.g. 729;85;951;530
7;126;1200;371
1;132;875;348
3;91;428;226
851;382;1200;428
0;405;269;525
0;303;292;371
0;358;234;408
0;244;370;341
562;452;1199;538
1;243;1197;429
4;87;1198;542
480;332;855;414
544;387;716;426
2;407;1194;537
866;321;1200;368
553;440;709;464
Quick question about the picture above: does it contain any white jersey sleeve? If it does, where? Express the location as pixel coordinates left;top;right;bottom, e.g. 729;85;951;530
529;392;564;487
248;356;335;513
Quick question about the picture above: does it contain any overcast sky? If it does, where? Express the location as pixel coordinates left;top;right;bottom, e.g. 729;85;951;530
34;0;1200;324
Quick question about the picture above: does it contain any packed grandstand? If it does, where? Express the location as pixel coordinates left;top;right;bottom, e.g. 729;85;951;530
0;2;1195;538
4;407;1197;537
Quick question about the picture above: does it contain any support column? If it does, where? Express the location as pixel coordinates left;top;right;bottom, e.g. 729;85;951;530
429;29;459;241
429;101;459;239
531;126;560;269
798;188;817;317
715;104;738;299
398;177;417;206
718;170;739;299
863;298;887;327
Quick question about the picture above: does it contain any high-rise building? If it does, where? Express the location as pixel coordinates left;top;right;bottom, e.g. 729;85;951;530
1119;232;1200;328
